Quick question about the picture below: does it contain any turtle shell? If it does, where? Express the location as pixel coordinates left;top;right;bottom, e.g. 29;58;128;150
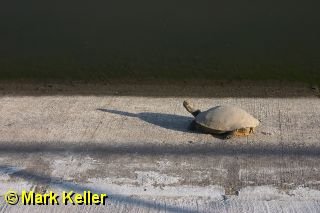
195;105;260;131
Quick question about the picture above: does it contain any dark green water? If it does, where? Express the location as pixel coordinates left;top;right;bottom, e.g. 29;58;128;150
1;1;319;83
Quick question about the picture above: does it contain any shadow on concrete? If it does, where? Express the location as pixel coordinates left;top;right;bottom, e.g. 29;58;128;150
97;108;194;133
0;165;203;213
97;108;227;139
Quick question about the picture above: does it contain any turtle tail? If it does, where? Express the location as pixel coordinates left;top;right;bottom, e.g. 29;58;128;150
183;100;201;117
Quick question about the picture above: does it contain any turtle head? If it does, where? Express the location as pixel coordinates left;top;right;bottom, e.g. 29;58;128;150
183;100;193;113
183;100;201;117
183;100;191;108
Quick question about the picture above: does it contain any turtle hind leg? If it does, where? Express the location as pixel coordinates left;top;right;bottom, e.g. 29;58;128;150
234;128;251;137
183;101;201;117
223;128;251;139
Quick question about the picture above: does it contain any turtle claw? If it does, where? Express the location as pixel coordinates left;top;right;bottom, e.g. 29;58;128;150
223;131;235;140
207;133;234;140
224;135;233;140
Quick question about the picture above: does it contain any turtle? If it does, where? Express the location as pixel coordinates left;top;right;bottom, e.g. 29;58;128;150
183;100;260;139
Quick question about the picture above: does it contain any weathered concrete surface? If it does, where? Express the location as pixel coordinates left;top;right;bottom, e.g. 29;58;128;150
0;80;315;97
0;93;320;212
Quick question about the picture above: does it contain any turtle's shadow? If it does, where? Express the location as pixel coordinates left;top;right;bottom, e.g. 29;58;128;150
97;108;194;133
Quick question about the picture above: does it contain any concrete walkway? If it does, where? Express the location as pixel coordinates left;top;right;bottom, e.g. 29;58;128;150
0;94;320;212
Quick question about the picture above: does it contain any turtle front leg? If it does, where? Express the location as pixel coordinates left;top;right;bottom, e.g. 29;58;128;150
188;120;197;131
